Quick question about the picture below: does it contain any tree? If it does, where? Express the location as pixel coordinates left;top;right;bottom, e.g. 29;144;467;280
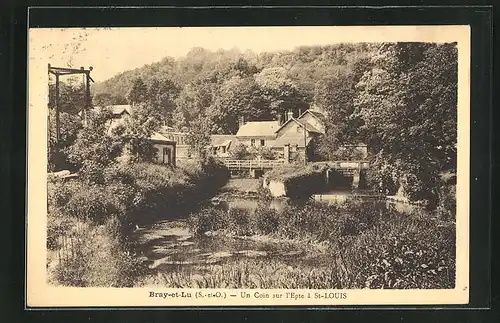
208;76;270;134
313;67;360;160
255;67;309;120
93;92;127;107
47;109;83;171
127;77;148;105
122;102;163;162
66;109;124;183
185;116;212;160
48;81;87;115
354;42;458;206
146;76;180;125
172;76;216;129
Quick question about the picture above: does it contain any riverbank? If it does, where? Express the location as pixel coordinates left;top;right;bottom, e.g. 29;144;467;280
46;158;229;287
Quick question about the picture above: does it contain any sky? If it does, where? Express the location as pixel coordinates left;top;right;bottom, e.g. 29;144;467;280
29;26;466;82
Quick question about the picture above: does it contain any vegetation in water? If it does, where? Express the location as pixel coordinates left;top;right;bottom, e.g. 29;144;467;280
182;200;456;289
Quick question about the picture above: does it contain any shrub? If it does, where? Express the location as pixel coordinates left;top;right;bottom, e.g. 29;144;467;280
61;183;123;223
339;212;456;289
229;143;253;160
188;207;227;236
227;207;253;236
50;217;146;287
437;182;456;221
183;199;456;289
47;157;229;286
253;206;280;235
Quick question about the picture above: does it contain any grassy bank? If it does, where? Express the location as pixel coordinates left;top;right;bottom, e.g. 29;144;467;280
47;158;229;287
182;200;455;289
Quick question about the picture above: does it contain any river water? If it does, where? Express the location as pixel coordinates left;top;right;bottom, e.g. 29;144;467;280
133;179;418;280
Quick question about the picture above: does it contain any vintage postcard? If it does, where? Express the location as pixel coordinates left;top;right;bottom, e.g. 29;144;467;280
27;25;470;307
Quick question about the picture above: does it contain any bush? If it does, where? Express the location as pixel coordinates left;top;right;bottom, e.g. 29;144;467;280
340;212;456;289
437;176;456;221
47;157;229;287
188;207;228;236
226;207;253;236
183;198;456;289
50;217;146;287
61;183;123;223
229;143;253;160
253;205;280;235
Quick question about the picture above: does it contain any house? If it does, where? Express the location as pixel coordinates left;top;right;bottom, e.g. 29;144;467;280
160;129;239;161
210;135;237;158
149;132;177;166
88;104;177;165
159;128;191;162
296;108;326;134
234;109;325;162
235;121;280;148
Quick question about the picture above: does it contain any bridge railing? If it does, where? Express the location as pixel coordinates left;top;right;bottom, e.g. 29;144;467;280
223;159;285;169
335;161;370;169
222;159;370;170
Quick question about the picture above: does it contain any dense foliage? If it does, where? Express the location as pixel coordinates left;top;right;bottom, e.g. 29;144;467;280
355;43;458;207
92;44;377;135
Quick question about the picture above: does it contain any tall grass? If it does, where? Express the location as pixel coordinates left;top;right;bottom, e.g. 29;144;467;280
137;259;347;289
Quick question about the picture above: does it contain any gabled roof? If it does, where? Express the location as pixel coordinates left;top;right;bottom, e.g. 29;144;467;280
110;105;132;115
236;121;280;137
92;104;133;116
275;117;322;134
210;135;237;147
149;132;176;144
298;109;326;124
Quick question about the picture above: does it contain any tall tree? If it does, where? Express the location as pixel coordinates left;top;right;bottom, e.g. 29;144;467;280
208;76;269;134
122;102;162;162
313;66;360;159
93;92;127;107
185;116;212;160
146;76;180;125
48;81;87;115
354;42;458;205
172;75;217;129
255;67;309;120
66;109;123;182
127;77;148;105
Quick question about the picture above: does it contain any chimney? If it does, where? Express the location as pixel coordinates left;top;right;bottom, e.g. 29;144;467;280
287;110;294;121
238;115;246;128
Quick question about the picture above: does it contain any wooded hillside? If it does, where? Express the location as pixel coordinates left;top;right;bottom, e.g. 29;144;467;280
58;42;457;208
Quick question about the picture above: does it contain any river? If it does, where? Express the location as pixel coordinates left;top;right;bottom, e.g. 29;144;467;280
133;178;418;285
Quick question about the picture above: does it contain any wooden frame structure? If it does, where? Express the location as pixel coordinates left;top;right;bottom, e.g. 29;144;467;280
48;64;94;144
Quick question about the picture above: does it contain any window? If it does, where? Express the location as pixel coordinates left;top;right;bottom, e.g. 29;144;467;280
251;139;255;146
260;139;265;147
296;126;302;133
222;146;226;154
